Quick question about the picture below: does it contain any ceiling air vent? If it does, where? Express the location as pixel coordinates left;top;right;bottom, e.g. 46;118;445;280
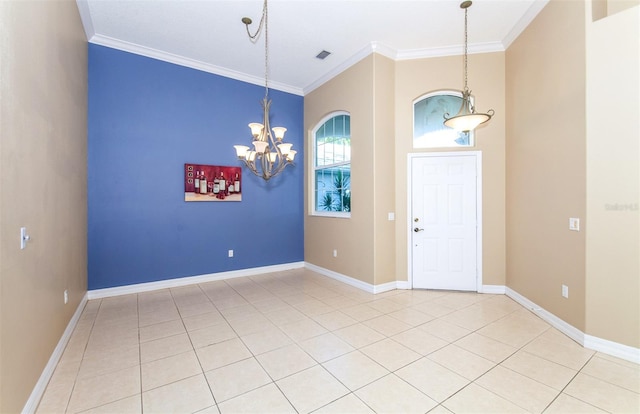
315;50;331;60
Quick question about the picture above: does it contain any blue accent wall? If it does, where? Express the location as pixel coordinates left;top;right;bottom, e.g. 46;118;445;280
88;44;304;290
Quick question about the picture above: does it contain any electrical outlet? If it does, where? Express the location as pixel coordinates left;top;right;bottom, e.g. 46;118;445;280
562;284;569;298
333;249;337;258
64;290;68;304
228;250;234;258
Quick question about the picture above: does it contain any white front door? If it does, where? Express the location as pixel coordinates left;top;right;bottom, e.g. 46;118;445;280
411;153;479;291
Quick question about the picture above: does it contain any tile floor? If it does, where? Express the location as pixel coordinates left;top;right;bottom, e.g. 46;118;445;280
37;269;640;413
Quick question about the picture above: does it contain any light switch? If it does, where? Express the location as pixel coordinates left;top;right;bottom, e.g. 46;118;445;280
388;212;395;221
569;218;580;231
20;227;30;249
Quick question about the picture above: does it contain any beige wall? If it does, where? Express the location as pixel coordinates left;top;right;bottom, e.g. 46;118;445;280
304;54;399;286
372;55;397;285
303;0;638;351
305;56;376;284
585;2;639;347
305;50;506;288
394;53;507;286
0;1;88;412
608;0;640;15
592;0;638;20
506;0;587;331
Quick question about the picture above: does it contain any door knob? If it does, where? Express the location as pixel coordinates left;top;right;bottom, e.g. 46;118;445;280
414;227;424;232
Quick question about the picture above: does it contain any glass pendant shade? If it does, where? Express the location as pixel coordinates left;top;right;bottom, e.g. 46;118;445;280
234;145;250;158
443;90;494;132
444;112;491;132
252;140;269;154
248;123;264;138
272;127;287;140
277;143;292;155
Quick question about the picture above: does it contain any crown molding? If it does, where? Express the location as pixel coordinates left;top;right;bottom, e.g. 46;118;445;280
302;39;504;95
89;34;304;96
397;41;505;60
371;41;398;60
77;0;548;96
502;0;550;48
88;33;505;97
84;3;539;99
303;41;400;95
302;42;379;95
75;0;94;41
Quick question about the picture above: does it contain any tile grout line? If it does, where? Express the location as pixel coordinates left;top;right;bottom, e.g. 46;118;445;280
43;271;639;414
172;285;220;412
63;299;102;414
539;351;599;413
137;293;143;413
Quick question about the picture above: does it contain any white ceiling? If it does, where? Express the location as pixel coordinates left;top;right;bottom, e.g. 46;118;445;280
77;0;548;95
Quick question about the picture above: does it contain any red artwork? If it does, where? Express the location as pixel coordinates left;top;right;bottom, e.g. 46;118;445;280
184;164;242;202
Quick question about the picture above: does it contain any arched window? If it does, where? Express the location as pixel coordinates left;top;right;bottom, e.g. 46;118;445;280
312;112;351;217
413;90;474;148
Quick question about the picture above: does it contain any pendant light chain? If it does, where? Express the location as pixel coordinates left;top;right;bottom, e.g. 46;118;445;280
463;6;469;93
442;1;495;133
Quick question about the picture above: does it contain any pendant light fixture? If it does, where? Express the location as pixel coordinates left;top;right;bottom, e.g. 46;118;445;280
233;0;296;181
444;1;495;133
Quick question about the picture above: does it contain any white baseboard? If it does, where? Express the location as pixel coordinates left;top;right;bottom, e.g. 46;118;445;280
372;281;401;294
481;284;506;294
506;287;585;345
303;262;409;294
22;293;88;414
584;334;640;364
304;263;376;293
87;262;305;299
396;280;411;290
505;287;640;364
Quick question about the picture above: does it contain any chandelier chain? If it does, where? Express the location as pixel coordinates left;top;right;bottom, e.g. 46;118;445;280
244;0;266;41
235;0;295;182
264;0;269;99
244;0;269;99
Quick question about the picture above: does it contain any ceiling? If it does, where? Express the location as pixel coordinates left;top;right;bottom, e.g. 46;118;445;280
77;0;548;96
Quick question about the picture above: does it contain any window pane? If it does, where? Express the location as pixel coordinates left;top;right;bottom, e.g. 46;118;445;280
315;115;350;167
334;116;344;136
314;113;351;216
314;166;350;212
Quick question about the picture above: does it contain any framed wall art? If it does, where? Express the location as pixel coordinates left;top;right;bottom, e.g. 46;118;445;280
184;163;242;202
413;91;474;148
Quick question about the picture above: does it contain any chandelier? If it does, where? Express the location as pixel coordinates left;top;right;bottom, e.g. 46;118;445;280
233;0;296;181
444;1;495;132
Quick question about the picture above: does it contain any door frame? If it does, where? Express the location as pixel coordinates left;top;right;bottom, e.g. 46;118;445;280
407;151;483;291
